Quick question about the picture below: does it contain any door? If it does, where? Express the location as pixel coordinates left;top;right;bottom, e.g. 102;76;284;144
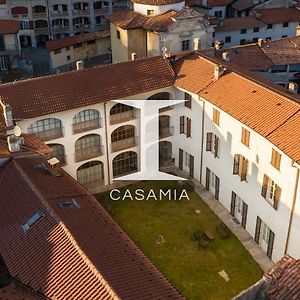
215;176;220;200
260;222;270;253
189;154;194;178
205;168;210;190
235;196;243;223
179;148;183;170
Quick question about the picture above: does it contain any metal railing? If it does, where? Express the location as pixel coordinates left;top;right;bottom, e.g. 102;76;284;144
35;127;63;142
52;25;70;33
111;136;137;152
110;110;136;125
34;27;49;34
75;145;104;162
32;12;47;18
72;9;89;15
73;118;101;134
159;126;174;139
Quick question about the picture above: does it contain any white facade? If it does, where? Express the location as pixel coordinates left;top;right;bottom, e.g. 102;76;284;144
133;2;185;16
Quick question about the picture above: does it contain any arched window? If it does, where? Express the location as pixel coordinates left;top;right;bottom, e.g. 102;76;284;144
72;109;100;133
111;125;136;152
159;141;172;167
28;118;63;141
147;92;171;100
113;151;137;177
77;161;104;186
110;103;135;124
47;144;66;165
159;115;172;138
75;134;102;162
11;6;28;16
35;19;48;28
32;5;46;13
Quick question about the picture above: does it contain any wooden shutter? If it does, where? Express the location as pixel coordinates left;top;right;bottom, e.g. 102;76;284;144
205;168;210;190
187;118;191;137
230;192;236;216
271;149;281;170
206;133;212;151
214;136;219;158
267;230;275;259
254;216;262;244
180;116;184;134
189;155;194;178
184;93;192;108
241;202;248;229
233;154;240;174
213;109;220;125
215;176;220;200
273;185;281;210
261;175;269;198
240;158;248;181
179;148;183;170
241;128;250;147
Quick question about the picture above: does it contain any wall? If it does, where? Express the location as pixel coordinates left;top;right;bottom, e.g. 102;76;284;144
110;23;129;62
127;28;147;60
133;2;185;16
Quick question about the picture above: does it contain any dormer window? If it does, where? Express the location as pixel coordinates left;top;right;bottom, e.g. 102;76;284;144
22;211;44;232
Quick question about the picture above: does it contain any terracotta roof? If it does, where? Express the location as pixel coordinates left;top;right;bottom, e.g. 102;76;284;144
258;7;300;24
0;158;183;300
231;0;256;11
143;10;179;32
46;30;110;52
108;9;147;29
187;0;234;8
266;255;300;299
0;283;47;300
215;16;264;32
0;56;175;120
0;20;20;34
131;0;184;5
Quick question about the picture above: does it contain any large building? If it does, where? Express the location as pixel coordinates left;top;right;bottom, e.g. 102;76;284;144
1;51;300;265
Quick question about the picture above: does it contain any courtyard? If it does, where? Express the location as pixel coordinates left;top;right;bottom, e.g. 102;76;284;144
97;180;263;300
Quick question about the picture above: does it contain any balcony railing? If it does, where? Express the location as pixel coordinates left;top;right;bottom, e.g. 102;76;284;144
110;110;136;125
75;145;103;162
72;9;89;15
52;25;70;33
73;118;101;134
32;12;47;18
51;11;69;17
159;126;174;139
111;136;137;152
34;27;49;34
35;127;63;142
73;24;91;30
12;14;29;18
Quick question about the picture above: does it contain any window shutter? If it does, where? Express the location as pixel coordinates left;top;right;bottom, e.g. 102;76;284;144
230;192;236;216
271;149;281;170
179;148;183;170
240;158;248;181
184;93;192;108
254;216;261;244
187;118;191;137
180;116;185;134
267;230;275;259
189;154;194;178
273;185;281;210
261;175;269;198
215;176;220;200
214;136;219;158
205;168;210;190
206;133;212;151
233;154;240;174
242;202;248;229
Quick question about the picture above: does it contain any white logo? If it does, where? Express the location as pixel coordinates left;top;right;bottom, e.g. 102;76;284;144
113;99;187;181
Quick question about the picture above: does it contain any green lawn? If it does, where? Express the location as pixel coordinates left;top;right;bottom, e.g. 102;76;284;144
97;181;263;300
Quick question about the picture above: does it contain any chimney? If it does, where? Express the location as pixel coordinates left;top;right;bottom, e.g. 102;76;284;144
76;60;84;70
296;25;300;36
214;65;225;80
131;53;137;60
2;104;13;127
7;135;23;153
288;82;298;94
258;38;263;47
222;52;230;62
47;157;62;177
214;40;223;50
194;38;201;50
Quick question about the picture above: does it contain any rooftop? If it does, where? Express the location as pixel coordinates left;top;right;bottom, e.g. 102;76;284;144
256;7;300;24
0;20;20;34
187;0;234;8
215;16;265;32
0;158;183;300
131;0;184;5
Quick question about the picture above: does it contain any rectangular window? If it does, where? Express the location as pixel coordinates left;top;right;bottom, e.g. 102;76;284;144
253;37;258;43
261;174;281;210
147;9;154;16
206;132;219;158
67;55;71;60
54;49;61;54
267;24;272;29
253;27;259;32
182;40;190;51
240;39;246;45
241;28;247;34
186;118;191;138
180;116;185;134
271;149;281;170
225;36;231;43
117;30;120;40
214;10;223;18
179;116;191;137
184;92;192;109
233;154;248;181
184;151;190;167
213;108;220;125
283;22;289;27
241;127;250;147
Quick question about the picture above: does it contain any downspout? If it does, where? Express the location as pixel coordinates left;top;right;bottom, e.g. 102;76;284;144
199;97;205;184
284;163;300;254
104;102;111;185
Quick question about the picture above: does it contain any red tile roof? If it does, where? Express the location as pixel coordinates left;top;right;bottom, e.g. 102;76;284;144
108;9;147;29
0;20;20;34
46;30;110;52
258;7;300;24
0;158;183;300
187;0;234;8
0;284;47;300
231;0;256;11
215;16;264;32
0;56;175;120
131;0;184;5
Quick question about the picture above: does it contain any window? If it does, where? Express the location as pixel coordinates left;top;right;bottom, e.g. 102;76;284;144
289;64;300;72
240;39;246;45
182;40;190;51
206;132;219;158
53;4;58;10
87;39;96;45
184;151;190;167
28;118;63;141
111;125;134;142
110;103;135;124
73;109;100;133
75;134;102;162
113;151;138;177
266;37;271;41
283;22;289;27
233;154;248;181
66;46;70;51
214;10;223;18
253;27;259;32
267;24;272;29
225;36;231;43
47;144;66;165
67;55;71;60
73;43;82;49
184;92;192;109
271;149;281;170
261;174;281;209
54;49;61;54
253;37;258;43
255;217;275;258
59;198;80;208
241;127;250;147
117;30;120;39
147;9;154;16
213;108;220;125
241;28;247;34
179;116;191;137
22;211;43;232
77;161;104;186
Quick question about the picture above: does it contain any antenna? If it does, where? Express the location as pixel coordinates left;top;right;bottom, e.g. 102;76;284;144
13;125;22;137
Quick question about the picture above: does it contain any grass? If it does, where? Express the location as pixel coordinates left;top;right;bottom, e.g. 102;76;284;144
97;181;263;300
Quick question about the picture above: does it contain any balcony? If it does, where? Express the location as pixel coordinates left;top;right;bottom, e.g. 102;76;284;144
75;145;104;162
34;27;49;34
35;128;63;142
94;8;109;15
52;25;70;33
110;110;136;125
73;24;91;30
51;11;69;17
111;136;137;152
12;13;29;18
159;126;174;139
73;118;101;134
32;12;47;18
72;9;89;16
159;105;173;113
